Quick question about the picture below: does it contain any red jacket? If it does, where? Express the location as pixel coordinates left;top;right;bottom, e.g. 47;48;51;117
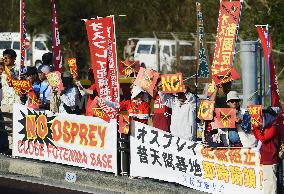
253;120;280;165
120;100;150;124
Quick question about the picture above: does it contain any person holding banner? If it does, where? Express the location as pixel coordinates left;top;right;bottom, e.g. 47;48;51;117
225;91;257;147
0;49;21;151
75;69;98;115
58;72;80;114
37;64;52;110
252;107;281;194
158;85;196;141
104;85;150;124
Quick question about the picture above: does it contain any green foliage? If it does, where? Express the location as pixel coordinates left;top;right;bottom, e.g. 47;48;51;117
0;0;283;70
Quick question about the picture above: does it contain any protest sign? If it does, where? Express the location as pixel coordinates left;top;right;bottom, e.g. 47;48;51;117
85;16;119;102
247;105;262;127
27;91;40;109
13;103;117;174
47;71;63;90
86;96;117;122
198;100;215;120
130;121;263;194
119;114;130;134
212;67;240;85
161;73;184;93
119;60;140;77
208;0;243;96
11;79;32;95
215;108;236;128
67;58;78;78
134;67;159;97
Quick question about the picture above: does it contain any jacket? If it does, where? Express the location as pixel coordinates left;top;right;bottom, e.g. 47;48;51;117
253;120;280;165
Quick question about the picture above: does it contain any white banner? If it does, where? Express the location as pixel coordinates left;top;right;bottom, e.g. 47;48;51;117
130;121;263;194
12;103;117;174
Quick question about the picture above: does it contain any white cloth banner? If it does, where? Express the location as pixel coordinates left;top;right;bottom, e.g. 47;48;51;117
130;121;263;194
12;103;117;174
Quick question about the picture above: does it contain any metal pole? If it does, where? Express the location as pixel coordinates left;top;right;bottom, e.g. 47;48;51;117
153;32;160;72
240;41;258;107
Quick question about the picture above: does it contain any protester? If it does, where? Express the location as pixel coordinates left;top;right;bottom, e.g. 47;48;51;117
0;61;6;152
58;72;80;114
210;81;232;108
225;91;257;147
158;85;196;140
41;52;54;71
152;93;171;132
104;85;150;124
37;64;52;110
208;82;232;146
25;66;41;96
252;107;281;194
75;69;98;115
0;49;21;151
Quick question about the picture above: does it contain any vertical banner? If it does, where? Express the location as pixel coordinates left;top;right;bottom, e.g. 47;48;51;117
130;121;263;194
256;25;284;139
196;1;211;82
13;103;117;174
212;0;243;74
20;0;27;68
208;0;243;96
51;0;63;72
256;26;282;109
85;16;120;103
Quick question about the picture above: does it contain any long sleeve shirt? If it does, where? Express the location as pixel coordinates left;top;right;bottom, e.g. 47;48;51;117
159;91;196;141
253;120;280;165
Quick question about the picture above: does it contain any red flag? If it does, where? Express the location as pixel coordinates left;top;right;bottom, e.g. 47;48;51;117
51;0;63;71
211;0;243;75
257;25;284;140
212;67;240;85
215;108;236;128
85;16;120;103
134;67;159;97
20;0;27;67
208;0;243;96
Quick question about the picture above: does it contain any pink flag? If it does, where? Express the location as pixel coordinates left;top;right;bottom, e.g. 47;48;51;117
51;0;63;72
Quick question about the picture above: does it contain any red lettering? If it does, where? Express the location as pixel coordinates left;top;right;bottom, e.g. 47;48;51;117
63;121;71;143
51;119;62;141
